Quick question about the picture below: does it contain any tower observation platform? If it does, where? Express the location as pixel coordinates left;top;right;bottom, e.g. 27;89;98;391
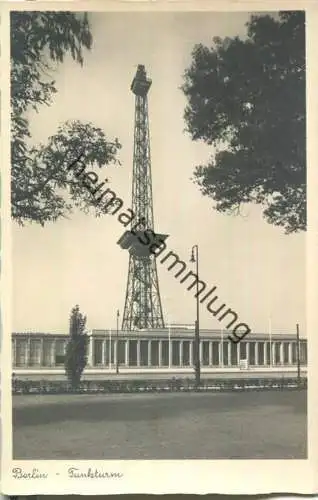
130;64;152;96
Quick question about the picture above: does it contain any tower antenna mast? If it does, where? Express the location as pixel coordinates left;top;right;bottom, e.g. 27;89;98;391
118;65;168;330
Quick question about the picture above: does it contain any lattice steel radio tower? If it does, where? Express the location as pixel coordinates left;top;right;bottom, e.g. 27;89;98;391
117;65;168;331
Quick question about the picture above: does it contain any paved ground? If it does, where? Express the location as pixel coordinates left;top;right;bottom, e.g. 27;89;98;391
13;389;307;460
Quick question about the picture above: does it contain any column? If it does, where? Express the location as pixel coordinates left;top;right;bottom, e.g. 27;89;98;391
102;339;106;365
237;342;241;364
52;339;56;366
49;340;53;367
125;340;129;366
288;342;293;365
87;337;93;367
199;341;203;364
26;337;31;367
114;340;118;369
272;342;275;365
158;341;162;367
12;338;16;367
279;342;284;365
40;337;44;366
218;341;222;366
125;340;129;367
209;341;212;366
179;341;183;367
148;340;152;367
227;342;231;367
189;341;193;365
255;341;259;365
137;340;141;367
264;342;267;365
246;342;250;365
168;338;172;367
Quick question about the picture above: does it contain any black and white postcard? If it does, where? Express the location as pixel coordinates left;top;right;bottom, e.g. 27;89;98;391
1;0;318;495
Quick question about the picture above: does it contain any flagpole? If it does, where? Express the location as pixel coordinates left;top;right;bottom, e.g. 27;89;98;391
168;320;171;368
109;329;112;370
221;329;224;368
269;317;272;367
116;310;120;374
296;323;301;384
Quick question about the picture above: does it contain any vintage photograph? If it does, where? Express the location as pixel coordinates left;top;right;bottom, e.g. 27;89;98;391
9;7;307;461
3;2;313;491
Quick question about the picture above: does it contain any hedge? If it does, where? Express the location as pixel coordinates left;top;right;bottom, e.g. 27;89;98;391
11;376;307;395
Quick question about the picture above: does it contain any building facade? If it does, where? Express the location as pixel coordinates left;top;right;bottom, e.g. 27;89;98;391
12;328;307;377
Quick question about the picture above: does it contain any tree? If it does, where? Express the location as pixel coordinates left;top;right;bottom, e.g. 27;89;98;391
11;11;121;225
182;11;305;234
65;304;88;390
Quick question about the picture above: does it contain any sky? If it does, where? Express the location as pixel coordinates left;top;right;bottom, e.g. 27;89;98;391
12;11;305;335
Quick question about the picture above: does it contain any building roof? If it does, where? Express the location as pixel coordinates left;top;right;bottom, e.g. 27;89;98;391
12;327;306;341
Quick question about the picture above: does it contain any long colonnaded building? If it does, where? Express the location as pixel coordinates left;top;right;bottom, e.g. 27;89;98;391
12;327;307;380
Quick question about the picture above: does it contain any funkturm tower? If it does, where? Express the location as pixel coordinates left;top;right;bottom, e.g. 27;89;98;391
117;65;168;331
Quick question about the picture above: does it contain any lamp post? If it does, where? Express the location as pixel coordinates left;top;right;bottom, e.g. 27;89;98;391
190;245;201;388
116;309;120;374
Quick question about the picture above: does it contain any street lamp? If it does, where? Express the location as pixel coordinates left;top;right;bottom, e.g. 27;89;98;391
190;244;201;388
116;309;120;374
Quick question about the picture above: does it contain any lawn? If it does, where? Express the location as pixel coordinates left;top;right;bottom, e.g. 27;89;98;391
13;389;307;459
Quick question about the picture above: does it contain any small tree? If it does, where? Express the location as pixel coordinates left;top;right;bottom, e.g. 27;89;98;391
65;305;88;390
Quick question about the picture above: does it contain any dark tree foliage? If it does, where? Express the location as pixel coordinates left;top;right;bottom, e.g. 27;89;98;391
65;304;88;390
11;11;121;225
182;11;305;234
